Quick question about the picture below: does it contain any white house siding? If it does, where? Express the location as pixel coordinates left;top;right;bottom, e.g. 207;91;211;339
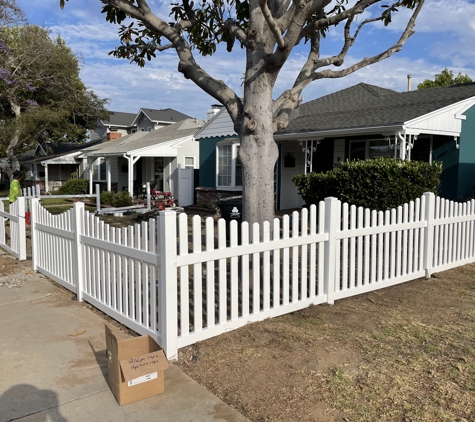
79;158;88;178
279;141;306;210
195;109;235;140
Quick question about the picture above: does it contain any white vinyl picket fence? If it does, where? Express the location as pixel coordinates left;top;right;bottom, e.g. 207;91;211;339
0;197;26;260
18;192;475;360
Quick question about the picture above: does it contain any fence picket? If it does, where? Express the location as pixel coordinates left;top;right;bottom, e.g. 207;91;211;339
300;208;308;301
205;217;215;328
282;215;290;305
192;215;202;331
218;219;227;324
252;223;260;313
262;221;271;311
272;218;280;307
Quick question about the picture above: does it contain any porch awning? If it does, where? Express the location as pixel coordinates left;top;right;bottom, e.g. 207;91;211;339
41;154;80;165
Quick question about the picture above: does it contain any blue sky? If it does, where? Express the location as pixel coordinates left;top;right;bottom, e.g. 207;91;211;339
16;0;475;121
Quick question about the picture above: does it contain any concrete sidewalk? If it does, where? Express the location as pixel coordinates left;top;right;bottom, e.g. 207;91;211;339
0;251;249;422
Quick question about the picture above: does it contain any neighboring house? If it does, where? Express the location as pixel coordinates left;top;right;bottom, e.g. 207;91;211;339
20;140;106;193
195;82;475;210
90;108;193;142
81;118;204;207
131;108;193;132
90;111;137;142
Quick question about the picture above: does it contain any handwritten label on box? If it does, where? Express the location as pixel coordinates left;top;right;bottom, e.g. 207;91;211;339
119;350;169;382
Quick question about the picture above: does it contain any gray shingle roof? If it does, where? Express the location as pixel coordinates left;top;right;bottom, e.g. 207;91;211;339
139;108;192;123
278;82;475;135
86;119;204;156
101;111;137;127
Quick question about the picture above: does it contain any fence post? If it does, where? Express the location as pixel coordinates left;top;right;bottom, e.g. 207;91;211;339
158;210;178;360
324;197;340;305
17;197;27;261
73;202;85;302
30;198;39;270
95;184;101;213
423;192;435;278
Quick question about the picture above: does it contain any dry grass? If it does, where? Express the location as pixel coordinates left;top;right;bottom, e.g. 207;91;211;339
177;264;475;422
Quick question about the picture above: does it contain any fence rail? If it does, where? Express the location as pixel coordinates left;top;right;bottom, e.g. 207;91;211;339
2;192;475;360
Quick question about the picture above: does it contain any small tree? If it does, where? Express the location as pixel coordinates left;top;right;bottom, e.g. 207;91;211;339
61;0;425;225
417;68;472;90
0;20;109;178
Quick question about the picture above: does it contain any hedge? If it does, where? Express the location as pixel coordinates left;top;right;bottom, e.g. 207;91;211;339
58;179;88;195
292;158;443;211
100;190;133;207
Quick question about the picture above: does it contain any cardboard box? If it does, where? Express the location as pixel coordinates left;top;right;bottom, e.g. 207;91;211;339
105;326;169;405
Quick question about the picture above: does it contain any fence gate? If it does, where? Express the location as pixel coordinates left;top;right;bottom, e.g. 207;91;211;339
178;167;194;207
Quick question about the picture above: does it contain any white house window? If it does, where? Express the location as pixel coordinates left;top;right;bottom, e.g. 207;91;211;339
216;142;242;189
93;158;106;181
184;156;195;169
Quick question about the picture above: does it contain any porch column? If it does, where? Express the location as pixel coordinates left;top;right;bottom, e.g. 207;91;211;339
125;154;141;197
128;155;134;197
397;131;407;160
106;157;111;192
43;163;49;193
89;157;94;195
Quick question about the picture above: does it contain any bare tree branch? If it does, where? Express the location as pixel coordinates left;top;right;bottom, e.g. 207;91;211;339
259;0;285;49
224;18;247;45
123;42;174;52
312;0;424;81
271;0;424;132
104;0;243;124
298;0;381;43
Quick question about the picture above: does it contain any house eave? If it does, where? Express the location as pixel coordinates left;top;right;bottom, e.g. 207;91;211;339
274;124;403;141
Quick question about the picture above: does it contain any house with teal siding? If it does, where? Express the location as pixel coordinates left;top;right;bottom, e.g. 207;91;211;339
195;83;475;210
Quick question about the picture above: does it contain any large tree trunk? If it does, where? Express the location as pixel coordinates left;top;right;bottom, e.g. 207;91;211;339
238;6;279;227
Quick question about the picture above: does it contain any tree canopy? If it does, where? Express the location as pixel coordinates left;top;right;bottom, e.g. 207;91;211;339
61;0;425;224
0;12;109;176
417;68;473;90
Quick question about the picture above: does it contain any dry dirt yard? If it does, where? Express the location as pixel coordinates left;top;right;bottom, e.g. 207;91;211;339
178;264;475;422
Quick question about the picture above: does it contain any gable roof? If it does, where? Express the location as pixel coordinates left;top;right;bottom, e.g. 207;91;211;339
86;118;204;156
101;111;137;127
277;82;475;137
134;108;193;125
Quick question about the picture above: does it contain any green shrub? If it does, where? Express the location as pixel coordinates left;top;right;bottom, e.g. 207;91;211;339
58;179;88;195
100;191;133;207
292;158;443;211
113;191;133;207
100;191;115;206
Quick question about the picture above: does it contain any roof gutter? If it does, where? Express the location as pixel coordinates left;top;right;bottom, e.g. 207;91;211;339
273;124;404;141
